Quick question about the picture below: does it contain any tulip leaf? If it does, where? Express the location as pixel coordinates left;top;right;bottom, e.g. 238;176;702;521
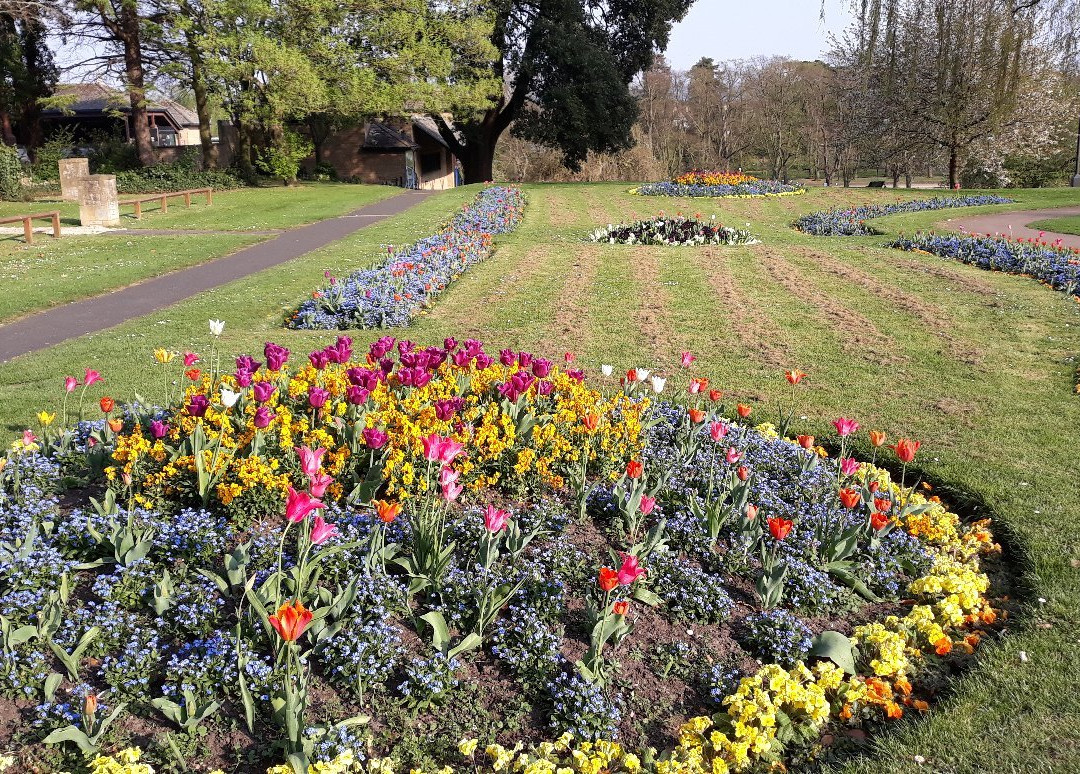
810;630;857;675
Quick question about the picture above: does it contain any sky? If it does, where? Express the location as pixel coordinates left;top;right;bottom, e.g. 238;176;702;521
663;0;855;70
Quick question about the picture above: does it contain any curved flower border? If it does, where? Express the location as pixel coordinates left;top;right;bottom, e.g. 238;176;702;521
588;215;759;246
630;181;806;199
794;195;1014;236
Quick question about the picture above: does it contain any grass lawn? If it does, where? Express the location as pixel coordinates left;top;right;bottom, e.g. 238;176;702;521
0;181;399;231
1028;214;1080;236
1;183;1080;771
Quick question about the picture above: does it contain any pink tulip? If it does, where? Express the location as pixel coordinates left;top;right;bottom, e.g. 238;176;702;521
680;351;695;368
725;447;741;465
833;417;860;437
421;434;464;465
309;515;338;545
183;352;199;366
294;447;325;477
709;421;728;442
839;457;861;477
616;553;646;585
483;504;510;532
308;471;333;498
639;495;656;516
83;368;103;387
285;486;325;523
64;376;79;393
441;480;463;502
22;430;36;446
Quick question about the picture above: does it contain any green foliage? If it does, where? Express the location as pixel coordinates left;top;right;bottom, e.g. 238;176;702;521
255;131;313;184
30;127;75;182
87;130;141;173
0;144;25;201
114;163;244;194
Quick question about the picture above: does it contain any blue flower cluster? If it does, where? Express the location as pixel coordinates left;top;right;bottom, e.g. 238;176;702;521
702;661;745;706
322;619;404;700
795;195;1013;236
491;605;563;684
548;671;621;741
740;609;813;667
288;186;526;330
634;180;803;198
397;654;460;708
889;232;1080;298
650;555;733;623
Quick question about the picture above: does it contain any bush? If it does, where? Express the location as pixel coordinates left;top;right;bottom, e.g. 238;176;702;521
255;130;313;184
0;144;26;201
86;129;141;173
30;127;75;182
113;163;244;194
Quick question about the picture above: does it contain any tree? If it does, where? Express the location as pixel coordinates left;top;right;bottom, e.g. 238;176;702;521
429;0;693;184
0;10;58;152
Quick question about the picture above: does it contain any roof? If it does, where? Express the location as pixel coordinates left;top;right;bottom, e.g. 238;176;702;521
363;122;417;150
411;116;449;149
43;83;201;127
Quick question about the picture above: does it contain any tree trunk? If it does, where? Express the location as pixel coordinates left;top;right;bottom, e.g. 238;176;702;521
105;3;154;167
235;118;256;181
459;141;495;184
948;146;960;189
186;31;216;169
0;112;15;146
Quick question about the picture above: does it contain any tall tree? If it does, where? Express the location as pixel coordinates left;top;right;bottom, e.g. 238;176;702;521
429;0;693;184
0;10;58;151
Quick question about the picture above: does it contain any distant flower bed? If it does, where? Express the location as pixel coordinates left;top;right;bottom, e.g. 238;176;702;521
632;171;804;198
890;231;1080;299
795;195;1014;236
288;186;526;330
588;215;759;246
1;335;1008;773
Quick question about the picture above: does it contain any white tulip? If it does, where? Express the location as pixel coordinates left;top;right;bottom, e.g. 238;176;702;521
650;375;667;394
601;364;613;377
636;368;650;381
220;387;241;408
209;319;225;336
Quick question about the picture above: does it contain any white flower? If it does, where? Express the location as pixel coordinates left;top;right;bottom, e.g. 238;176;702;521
220;387;241;408
636;368;650;381
601;364;613;377
650;375;666;394
209;319;225;336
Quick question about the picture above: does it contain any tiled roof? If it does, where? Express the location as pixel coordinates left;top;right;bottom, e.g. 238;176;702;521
43;83;201;127
363;122;417;150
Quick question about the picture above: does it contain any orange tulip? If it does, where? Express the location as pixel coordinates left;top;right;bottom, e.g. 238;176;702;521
598;567;619;592
785;369;807;385
688;408;705;424
894;438;921;463
796;434;814;449
838;488;861;509
186;368;202;381
84;693;97;716
269;600;313;642
708;389;723;402
375;500;402;523
613;600;629;616
582;413;599;431
736;403;752;418
107;418;124;433
99;396;115;414
868;430;887;447
767;516;792;540
870;511;889;531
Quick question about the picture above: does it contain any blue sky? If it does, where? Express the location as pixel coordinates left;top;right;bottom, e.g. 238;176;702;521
664;0;855;69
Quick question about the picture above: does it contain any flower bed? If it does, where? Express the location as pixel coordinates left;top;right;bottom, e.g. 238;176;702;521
794;195;1014;236
890;231;1080;299
588;215;759;246
632;171;804;199
0;339;1007;774
287;186;526;330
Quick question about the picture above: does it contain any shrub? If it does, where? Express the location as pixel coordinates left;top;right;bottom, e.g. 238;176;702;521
256;130;314;185
0;143;26;200
113;163;244;194
30;127;75;181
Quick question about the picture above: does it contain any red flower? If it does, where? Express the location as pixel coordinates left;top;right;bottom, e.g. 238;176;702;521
796;434;814;449
582;413;599;431
874;497;892;513
736;465;749;481
613;600;629;616
375;500;401;523
688;408;705;424
107;418;123;433
785;369;807;385
269;600;313;642
99;396;115;414
708;389;723;402
185;368;202;381
838;488;862;509
894;438;921;463
767;517;792;540
736;403;752;419
870;511;890;531
598;567;619;592
625;460;643;479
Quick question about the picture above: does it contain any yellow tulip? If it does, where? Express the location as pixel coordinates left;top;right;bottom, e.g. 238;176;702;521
153;348;176;364
37;411;56;426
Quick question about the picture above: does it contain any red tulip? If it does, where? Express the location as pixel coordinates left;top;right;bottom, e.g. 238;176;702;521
583;413;599;431
870;511;890;531
785;369;807;385
99;396;115;414
736;465;750;481
708;389;723;402
768;516;793;540
625;460;643;479
269;600;313;642
613;600;629;616
797;434;814;449
874;497;892;513
736;403;752;419
598;567;619;592
688;408;705;424
894;438;921;463
838;488;862;509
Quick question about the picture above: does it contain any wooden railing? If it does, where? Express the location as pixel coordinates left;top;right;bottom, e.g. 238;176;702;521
0;210;61;244
119;187;213;219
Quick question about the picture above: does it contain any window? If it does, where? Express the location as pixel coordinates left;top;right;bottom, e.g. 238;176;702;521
419;151;442;176
153;128;178;148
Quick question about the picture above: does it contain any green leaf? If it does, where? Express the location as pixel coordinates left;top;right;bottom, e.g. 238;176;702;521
448;632;482;659
419;610;450;654
810;630;857;674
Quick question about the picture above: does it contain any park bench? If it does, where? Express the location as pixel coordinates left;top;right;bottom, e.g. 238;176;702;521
0;210;61;244
866;180;886;188
119;187;213;219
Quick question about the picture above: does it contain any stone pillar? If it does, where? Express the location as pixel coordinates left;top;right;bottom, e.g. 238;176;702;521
78;175;121;227
58;158;90;201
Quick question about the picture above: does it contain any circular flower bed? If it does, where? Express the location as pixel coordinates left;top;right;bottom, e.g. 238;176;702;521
632;171;804;199
794;195;1013;236
0;338;1007;774
588;215;758;246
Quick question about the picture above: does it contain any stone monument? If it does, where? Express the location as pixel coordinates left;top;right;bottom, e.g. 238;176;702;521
58;158;90;201
78;175;121;227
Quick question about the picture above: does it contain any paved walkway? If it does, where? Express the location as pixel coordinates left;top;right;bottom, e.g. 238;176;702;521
946;206;1080;249
0;190;432;363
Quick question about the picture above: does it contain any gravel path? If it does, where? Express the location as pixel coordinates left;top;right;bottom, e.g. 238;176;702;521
0;190;432;363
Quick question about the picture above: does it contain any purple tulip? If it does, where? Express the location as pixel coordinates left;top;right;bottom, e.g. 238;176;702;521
362;428;388;449
236;355;262;373
532;358;552;378
253;381;276;403
308;386;329;408
443;337;458;352
188;394;209;418
346;385;369;405
518;352;532;369
264;342;290;372
538;379;554;396
309;350;330;371
254;406;273;428
234;369;253;387
499;348;515;366
149;420;168;439
474;353;494;370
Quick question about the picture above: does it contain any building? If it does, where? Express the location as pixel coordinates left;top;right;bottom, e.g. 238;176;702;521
41;83;202;149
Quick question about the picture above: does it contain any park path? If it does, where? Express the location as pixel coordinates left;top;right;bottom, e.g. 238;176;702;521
0;189;432;363
945;205;1080;249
